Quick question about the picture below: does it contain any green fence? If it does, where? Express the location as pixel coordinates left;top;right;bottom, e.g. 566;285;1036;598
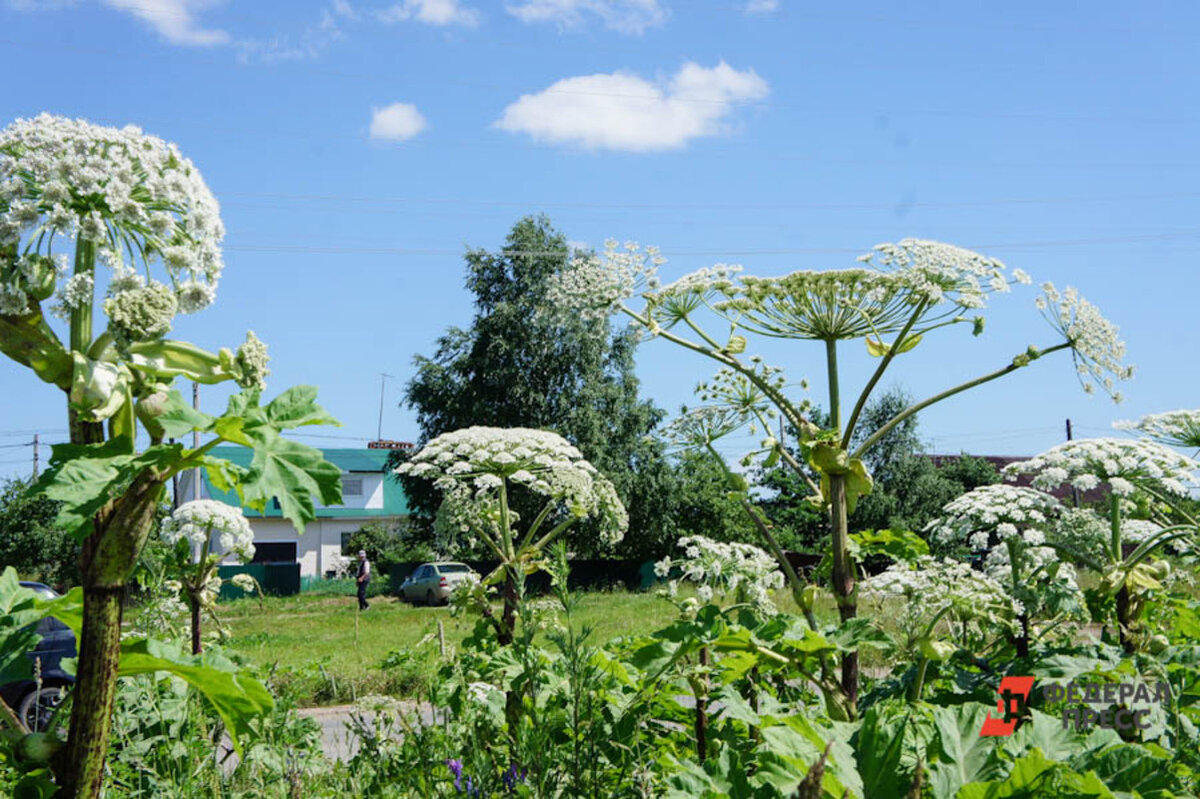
217;563;301;600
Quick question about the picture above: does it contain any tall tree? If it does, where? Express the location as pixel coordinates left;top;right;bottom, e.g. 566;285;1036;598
0;477;78;588
401;216;673;558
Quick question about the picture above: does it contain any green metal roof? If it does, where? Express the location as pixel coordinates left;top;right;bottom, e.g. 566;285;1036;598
202;446;410;519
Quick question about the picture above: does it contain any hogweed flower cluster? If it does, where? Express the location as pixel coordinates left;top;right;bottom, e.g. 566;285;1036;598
1036;283;1133;401
544;239;665;326
1004;438;1198;499
1115;409;1200;451
397;427;628;546
926;484;1063;552
0;114;224;320
656;535;784;616
862;556;1018;647
161;499;255;561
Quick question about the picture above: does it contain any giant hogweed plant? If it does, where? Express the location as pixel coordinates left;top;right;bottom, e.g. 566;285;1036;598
548;238;1132;712
1005;437;1198;651
925;484;1087;657
397;426;628;646
0;114;341;798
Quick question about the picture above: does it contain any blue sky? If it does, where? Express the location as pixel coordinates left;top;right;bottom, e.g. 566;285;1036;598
2;0;1198;480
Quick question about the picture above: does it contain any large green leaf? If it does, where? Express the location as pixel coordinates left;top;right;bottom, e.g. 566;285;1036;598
854;700;933;799
1079;744;1184;798
956;748;1114;799
925;704;1011;799
850;528;929;564
116;638;273;756
240;436;341;533
33;440;179;538
263;386;341;430
1003;710;1120;764
155;389;217;439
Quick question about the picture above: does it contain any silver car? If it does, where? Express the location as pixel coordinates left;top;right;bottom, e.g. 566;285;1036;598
399;562;477;606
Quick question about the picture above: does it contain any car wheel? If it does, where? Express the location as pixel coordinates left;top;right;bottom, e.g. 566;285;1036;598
18;683;69;733
425;590;435;606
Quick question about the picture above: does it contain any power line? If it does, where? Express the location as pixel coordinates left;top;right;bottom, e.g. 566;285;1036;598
221;229;1200;259
219;189;1200;213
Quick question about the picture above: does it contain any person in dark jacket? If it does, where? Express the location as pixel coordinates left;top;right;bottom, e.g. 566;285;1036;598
355;550;371;610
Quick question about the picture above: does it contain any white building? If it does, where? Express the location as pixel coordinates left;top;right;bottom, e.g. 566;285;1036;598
177;447;410;578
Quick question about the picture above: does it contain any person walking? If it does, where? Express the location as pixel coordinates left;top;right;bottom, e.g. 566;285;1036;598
355;550;371;611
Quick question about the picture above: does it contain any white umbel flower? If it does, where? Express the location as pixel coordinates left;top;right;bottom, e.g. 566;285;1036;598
1115;409;1200;451
398;426;628;545
162;499;255;561
0;113;224;318
926;484;1063;550
1004;438;1198;498
656;535;784;616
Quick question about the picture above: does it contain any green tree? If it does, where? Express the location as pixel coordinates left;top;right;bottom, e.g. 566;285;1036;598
400;216;674;558
345;521;432;572
0;477;78;587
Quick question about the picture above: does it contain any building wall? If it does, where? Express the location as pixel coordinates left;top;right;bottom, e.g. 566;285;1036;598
220;517;396;577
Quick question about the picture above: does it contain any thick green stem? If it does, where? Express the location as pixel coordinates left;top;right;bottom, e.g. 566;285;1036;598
908;657;930;703
59;472;164;799
822;339;859;710
58;586;123;799
694;647;709;763
829;473;858;709
1007;540;1029;657
852;342;1071;461
825;339;841;433
69;238;96;354
1110;493;1133;652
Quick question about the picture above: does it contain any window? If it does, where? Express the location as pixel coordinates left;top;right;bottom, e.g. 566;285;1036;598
251;542;296;564
342;477;363;497
341;532;354;555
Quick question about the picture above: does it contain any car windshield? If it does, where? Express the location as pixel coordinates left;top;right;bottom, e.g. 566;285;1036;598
438;564;470;573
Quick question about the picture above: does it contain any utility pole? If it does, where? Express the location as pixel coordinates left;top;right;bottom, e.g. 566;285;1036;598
170;438;180;509
193;382;201;502
1066;418;1079;507
376;373;395;442
32;433;38;480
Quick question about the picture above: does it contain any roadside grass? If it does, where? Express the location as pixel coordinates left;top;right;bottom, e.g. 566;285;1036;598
218;586;902;707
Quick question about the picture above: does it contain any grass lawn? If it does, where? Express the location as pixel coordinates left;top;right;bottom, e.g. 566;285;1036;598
220;589;689;706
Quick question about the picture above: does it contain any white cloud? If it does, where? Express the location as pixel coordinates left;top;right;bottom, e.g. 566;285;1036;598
100;0;230;46
376;0;479;26
494;61;768;152
238;2;352;63
505;0;665;35
370;102;428;141
744;0;778;12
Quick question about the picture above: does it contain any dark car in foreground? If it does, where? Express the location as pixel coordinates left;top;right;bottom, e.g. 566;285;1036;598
0;582;76;732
